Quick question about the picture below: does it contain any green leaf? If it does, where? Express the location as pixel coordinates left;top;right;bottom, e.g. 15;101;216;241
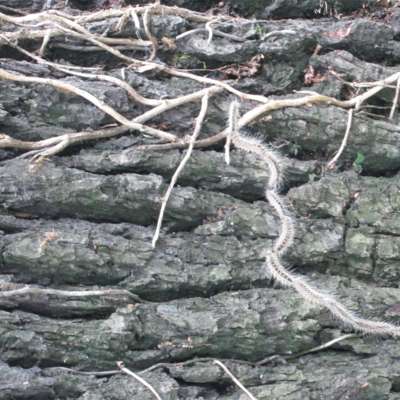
308;173;316;182
354;152;365;165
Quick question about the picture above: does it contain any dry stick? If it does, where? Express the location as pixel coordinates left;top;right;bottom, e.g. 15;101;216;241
176;28;247;42
11;34;225;113
205;19;216;46
0;284;149;303
54;21;265;103
146;71;400;151
45;333;361;379
0;69;178;143
50;18;269;103
133;86;222;124
0;42;222;159
117;362;162;400
325;109;354;170
256;334;358;365
212;360;257;400
38;28;52;55
0;11;267;104
390;76;400;120
0;85;221;164
59;71;222;118
0;39;223;146
0;34;96;71
0;14;151;48
0;4;28;15
0;125;129;152
57;68;163;107
152;90;210;249
53;44;150;52
115;12;129;32
3;36;220;113
48;20;151;59
130;9;141;30
147;65;269;104
39;15;265;103
44;367;122;376
75;4;230;24
143;7;158;61
283;334;358;360
261;30;297;40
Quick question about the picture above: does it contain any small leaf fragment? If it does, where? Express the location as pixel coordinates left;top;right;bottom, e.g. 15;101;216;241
354;152;365;165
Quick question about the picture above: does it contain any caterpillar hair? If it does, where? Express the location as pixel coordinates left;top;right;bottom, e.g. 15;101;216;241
274;216;295;255
229;101;400;336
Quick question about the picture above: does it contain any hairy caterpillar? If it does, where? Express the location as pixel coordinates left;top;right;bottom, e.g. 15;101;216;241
226;101;399;336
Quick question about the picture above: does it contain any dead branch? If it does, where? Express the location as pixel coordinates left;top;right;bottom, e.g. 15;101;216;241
145;72;400;151
143;6;158;61
0;69;178;143
212;360;257;400
117;362;162;400
152;90;210;248
0;281;150;303
325;109;354;170
390;76;400;119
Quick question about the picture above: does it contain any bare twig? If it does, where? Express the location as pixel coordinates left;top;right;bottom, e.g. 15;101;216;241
176;28;247;42
57;68;162;106
44;367;122;376
133;86;222;124
46;333;360;379
261;30;297;40
390;76;400;119
212;360;257;400
143;6;158;61
0;125;128;152
152;90;210;248
38;28;52;55
145;73;400;151
75;4;231;24
0;12;268;104
51;43;150;52
130;9;141;30
0;281;150;303
0;4;28;15
117;362;162;400
1;35;220;113
205;19;216;46
283;334;358;360
0;69;178;143
325;109;353;170
0;14;151;49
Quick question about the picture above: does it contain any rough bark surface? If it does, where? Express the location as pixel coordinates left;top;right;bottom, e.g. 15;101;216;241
1;1;400;399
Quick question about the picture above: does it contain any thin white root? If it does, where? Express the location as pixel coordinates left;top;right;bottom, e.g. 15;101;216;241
325;109;353;170
390;76;400;120
152;90;210;249
212;360;257;400
117;362;162;400
0;281;148;303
